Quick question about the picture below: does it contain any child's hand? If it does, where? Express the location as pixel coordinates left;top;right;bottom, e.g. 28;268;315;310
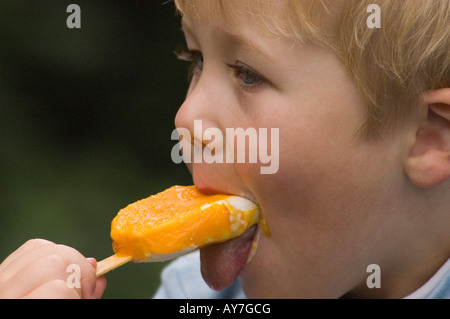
0;239;106;299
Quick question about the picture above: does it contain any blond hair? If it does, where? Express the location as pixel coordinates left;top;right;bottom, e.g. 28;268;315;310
174;0;450;139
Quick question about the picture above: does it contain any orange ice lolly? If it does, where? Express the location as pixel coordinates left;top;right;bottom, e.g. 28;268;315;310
96;185;260;277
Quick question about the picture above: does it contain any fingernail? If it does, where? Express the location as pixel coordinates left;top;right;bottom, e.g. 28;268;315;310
87;257;97;268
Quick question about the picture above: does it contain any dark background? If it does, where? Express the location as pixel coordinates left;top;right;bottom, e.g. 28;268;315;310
0;0;193;298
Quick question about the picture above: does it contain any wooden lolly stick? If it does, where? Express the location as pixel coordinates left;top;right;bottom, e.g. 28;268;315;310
96;255;133;277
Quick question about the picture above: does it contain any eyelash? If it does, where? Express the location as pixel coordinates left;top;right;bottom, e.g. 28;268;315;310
175;48;203;82
175;48;268;92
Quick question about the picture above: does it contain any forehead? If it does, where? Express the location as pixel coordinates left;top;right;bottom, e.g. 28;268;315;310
175;0;282;20
175;0;340;46
175;0;293;38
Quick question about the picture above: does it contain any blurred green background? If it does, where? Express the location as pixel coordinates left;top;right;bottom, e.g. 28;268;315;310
0;0;193;298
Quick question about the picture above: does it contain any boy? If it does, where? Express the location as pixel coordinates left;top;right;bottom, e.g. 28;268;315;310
1;0;449;298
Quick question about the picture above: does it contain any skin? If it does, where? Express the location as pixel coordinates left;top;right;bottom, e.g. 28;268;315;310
1;2;449;299
175;8;450;298
0;239;106;298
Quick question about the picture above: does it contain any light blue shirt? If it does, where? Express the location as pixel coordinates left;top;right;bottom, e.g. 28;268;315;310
153;251;246;299
153;251;450;299
405;257;450;299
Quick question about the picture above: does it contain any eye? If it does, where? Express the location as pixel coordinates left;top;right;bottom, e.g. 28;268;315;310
175;48;203;81
227;62;268;92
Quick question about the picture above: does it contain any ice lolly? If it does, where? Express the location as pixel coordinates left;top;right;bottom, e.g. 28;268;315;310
96;185;260;277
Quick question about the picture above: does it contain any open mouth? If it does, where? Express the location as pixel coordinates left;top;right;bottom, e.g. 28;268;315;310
193;182;266;290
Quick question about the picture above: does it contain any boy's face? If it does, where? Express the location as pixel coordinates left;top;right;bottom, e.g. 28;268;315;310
175;7;408;298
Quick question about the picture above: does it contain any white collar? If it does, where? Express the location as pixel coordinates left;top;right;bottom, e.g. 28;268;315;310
404;258;450;299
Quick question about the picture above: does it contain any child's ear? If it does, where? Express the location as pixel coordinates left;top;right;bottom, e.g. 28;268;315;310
404;88;450;188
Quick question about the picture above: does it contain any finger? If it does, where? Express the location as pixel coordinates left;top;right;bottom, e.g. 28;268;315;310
0;241;63;283
0;239;54;271
92;276;107;299
86;257;97;268
1;253;77;299
85;258;107;299
1;244;97;299
52;244;98;299
23;280;80;299
0;240;58;284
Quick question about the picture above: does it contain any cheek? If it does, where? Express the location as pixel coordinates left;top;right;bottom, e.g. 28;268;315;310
237;122;389;297
230;54;387;296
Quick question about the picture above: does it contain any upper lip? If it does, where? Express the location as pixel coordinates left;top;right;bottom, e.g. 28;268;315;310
194;180;259;206
195;182;232;196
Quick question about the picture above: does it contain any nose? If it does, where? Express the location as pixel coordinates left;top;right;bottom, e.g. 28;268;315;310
172;66;246;195
174;65;231;143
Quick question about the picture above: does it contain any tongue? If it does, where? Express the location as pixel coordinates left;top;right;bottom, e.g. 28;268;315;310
200;225;257;291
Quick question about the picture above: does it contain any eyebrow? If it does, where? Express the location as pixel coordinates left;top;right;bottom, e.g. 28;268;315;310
221;30;275;63
181;19;275;63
